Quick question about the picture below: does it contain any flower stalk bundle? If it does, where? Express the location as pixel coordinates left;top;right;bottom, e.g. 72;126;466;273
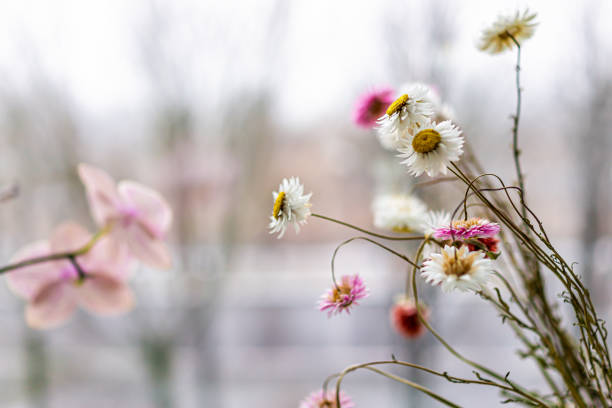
274;9;612;408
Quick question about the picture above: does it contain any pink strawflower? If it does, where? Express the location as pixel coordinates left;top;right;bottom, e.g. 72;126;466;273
390;298;429;339
352;87;394;128
6;222;134;329
299;389;355;408
319;274;368;317
78;163;173;270
433;217;500;241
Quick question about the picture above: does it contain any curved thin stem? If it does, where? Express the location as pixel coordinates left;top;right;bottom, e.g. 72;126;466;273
330;236;419;287
409;241;547;405
334;361;462;408
363;367;462;408
312;213;425;241
335;359;550;407
68;256;86;282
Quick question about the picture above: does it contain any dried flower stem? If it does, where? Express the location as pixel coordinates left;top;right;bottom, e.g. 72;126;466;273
448;163;610;406
507;32;528;224
330;236;418;289
334;359;552;407
312;213;425;241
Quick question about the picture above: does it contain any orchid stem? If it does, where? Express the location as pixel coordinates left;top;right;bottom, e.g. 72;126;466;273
0;225;110;275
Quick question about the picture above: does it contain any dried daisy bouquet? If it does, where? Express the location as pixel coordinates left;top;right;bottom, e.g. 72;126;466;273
271;9;612;408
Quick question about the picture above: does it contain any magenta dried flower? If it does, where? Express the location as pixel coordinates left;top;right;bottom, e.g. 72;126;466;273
319;274;368;317
433;217;500;241
299;389;355;408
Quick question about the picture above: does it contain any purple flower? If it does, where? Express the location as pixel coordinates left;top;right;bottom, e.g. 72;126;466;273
299;389;355;408
319;274;368;317
433;217;500;241
352;88;394;128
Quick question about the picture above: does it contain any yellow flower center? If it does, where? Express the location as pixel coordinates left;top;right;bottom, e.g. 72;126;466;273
452;218;484;229
319;401;336;408
392;225;413;233
498;26;522;40
272;191;285;219
386;94;409;116
412;129;441;154
330;283;352;303
442;248;479;277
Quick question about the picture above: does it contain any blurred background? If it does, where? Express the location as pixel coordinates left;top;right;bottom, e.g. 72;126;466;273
0;0;610;406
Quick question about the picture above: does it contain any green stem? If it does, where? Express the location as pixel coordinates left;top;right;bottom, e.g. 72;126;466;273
312;213;424;241
507;32;527;225
0;225;110;275
410;241;548;406
330;236;418;288
335;361;462;408
363;367;462;408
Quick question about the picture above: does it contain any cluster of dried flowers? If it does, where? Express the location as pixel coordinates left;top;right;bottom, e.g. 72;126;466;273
3;164;172;329
274;8;612;408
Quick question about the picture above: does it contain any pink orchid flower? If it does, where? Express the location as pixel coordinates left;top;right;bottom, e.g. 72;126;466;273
78;163;173;270
7;222;134;329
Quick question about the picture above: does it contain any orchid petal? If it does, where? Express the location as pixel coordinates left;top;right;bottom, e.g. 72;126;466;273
77;275;134;315
6;241;62;300
78;163;121;226
80;235;133;281
123;225;172;270
49;222;91;253
118;181;172;238
25;281;77;329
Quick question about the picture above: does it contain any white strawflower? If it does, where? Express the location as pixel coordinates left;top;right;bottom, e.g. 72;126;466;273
269;177;312;238
376;83;434;150
420;210;452;259
398;120;464;177
372;193;427;233
479;9;538;54
421;210;452;235
421;245;494;293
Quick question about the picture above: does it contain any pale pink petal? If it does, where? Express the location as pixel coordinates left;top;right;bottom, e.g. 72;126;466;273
25;281;77;329
78;163;121;226
49;222;91;253
6;241;63;300
123;225;172;270
77;275;134;315
118;181;172;238
80;236;134;281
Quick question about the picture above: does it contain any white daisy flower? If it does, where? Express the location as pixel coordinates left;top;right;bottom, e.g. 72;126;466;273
268;177;312;238
376;83;434;150
479;9;538;54
398;120;464;177
421;245;494;293
420;210;452;258
421;210;452;236
372;193;427;233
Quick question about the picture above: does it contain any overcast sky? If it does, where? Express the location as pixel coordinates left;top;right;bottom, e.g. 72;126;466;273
0;0;609;129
